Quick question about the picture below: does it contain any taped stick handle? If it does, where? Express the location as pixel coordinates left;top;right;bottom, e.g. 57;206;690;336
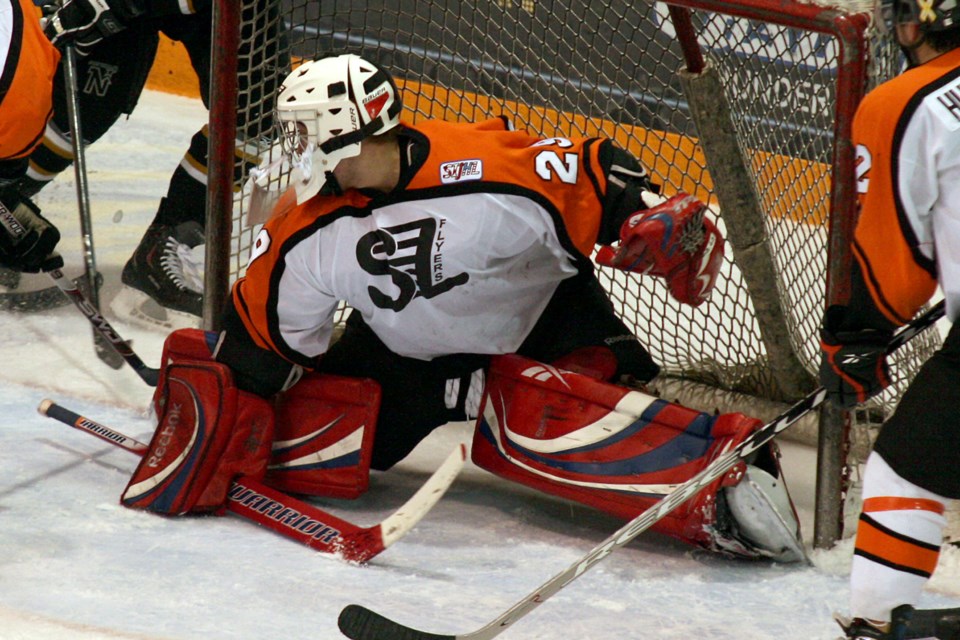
46;264;160;386
38;398;149;455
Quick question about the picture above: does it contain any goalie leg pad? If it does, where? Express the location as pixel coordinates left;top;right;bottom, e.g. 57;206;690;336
121;360;274;515
267;372;380;499
471;354;781;552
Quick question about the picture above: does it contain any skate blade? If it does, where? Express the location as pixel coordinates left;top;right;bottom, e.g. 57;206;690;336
109;285;201;332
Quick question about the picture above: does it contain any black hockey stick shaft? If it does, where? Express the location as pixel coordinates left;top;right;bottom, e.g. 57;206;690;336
38;398;149;455
905;605;960;639
47;266;160;386
61;43;122;371
338;301;946;640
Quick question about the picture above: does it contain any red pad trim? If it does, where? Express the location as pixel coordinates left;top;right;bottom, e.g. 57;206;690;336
121;361;273;515
267;373;380;499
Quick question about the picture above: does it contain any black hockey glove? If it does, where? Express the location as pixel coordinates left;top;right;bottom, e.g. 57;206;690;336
0;196;63;273
42;0;146;54
818;306;892;408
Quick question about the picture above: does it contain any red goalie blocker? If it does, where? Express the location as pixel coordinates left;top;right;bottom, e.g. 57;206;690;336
471;355;764;550
121;360;274;515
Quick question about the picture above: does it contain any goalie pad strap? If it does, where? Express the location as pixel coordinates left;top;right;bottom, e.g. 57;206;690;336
121;360;274;515
152;328;220;417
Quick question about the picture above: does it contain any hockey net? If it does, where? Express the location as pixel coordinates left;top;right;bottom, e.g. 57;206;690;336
207;0;944;545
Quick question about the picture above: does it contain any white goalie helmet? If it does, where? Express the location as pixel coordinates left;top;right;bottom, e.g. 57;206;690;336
271;53;402;203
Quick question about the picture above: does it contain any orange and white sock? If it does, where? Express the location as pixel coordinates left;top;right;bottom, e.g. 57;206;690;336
850;452;947;623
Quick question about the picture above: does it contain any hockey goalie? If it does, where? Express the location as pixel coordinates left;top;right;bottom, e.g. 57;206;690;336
116;53;803;563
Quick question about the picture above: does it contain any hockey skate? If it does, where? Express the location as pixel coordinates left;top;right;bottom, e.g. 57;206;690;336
111;219;205;331
834;604;914;639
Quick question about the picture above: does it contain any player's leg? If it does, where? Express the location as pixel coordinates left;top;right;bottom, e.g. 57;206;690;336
517;268;661;384
838;322;960;638
112;12;213;327
471;353;804;560
2;23;159;305
115;7;288;327
21;22;160;197
490;269;802;558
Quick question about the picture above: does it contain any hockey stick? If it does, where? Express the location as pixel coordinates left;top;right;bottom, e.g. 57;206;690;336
61;43;122;370
338;301;946;640
0;266;87;312
37;398;469;563
46;265;160;386
905;605;960;639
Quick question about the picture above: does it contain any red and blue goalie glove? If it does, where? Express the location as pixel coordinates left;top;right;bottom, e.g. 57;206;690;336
595;192;724;307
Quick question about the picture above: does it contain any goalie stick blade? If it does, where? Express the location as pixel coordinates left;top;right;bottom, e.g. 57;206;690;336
0;282;70;312
0;268;102;312
38;399;467;564
339;604;456;640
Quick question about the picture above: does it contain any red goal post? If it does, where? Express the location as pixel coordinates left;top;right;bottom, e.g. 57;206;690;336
204;0;943;548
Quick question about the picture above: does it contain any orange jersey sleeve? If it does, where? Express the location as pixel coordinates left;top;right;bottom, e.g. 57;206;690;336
0;0;60;160
231;189;373;363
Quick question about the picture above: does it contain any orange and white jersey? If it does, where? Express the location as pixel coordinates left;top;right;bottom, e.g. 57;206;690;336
232;118;615;366
851;47;960;326
0;0;60;160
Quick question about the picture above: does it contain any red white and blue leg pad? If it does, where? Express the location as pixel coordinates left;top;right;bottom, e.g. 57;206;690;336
472;355;805;560
267;372;380;499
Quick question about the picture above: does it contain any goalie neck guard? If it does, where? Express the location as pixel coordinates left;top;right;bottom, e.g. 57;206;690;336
268;53;402;204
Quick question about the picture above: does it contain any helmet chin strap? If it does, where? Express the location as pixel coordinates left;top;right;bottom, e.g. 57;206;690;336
900;37;926;66
319;171;344;196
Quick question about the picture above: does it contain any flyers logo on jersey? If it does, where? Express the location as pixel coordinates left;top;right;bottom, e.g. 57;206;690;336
440;159;483;183
356;218;469;311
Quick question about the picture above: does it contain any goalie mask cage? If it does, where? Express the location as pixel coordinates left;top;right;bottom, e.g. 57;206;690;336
205;0;943;548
